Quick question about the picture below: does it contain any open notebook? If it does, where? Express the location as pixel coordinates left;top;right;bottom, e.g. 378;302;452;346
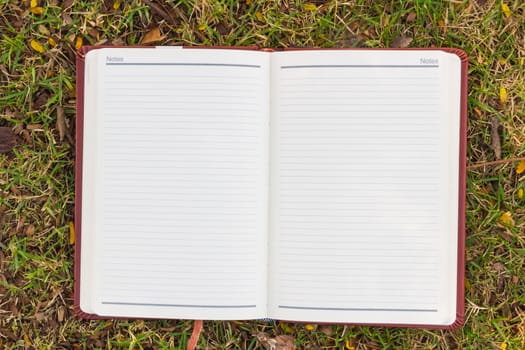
75;47;467;328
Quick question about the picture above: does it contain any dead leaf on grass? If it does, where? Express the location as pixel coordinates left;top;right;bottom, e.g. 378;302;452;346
56;106;66;141
499;87;508;104
0;127;16;153
33;90;50;109
215;22;229;36
303;3;317;11
490;116;501;160
62;0;74;10
29;6;44;15
23;334;31;347
75;36;83;50
140;27;166;44
304;324;316;331
255;12;265;23
30;39;46;53
256;333;296;350
34;312;46;322
48;36;57;47
25;224;35;236
319;325;333;336
10;185;21;196
498;211;513;226
62;13;73;26
87;27;100;41
438;19;447;33
19;129;32;146
69;221;75;245
345;338;357;349
493;262;506;273
492;262;507;293
406;12;416;22
516;161;525;174
57;306;65;322
143;0;177;26
16;216;25;232
501;3;511;18
390;36;413;48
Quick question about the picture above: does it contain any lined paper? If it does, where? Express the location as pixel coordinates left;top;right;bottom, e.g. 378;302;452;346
81;48;461;324
268;51;460;325
82;48;269;319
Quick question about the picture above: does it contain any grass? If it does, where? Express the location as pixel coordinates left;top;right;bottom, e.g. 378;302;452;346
1;0;524;348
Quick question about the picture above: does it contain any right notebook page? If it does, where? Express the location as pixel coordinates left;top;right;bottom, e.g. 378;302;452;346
268;50;461;325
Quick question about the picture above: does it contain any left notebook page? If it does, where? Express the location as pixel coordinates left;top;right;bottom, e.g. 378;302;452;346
80;48;270;319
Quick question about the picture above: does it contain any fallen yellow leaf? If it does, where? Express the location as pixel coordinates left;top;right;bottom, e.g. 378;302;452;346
48;36;57;47
499;87;508;104
516;160;525;174
255;12;264;22
438;19;447;33
473;107;482;116
30;39;46;53
113;0;121;10
304;324;315;331
303;3;317;11
69;221;75;245
279;322;293;333
500;342;507;350
23;334;31;347
29;6;44;15
345;339;355;350
246;0;251;4
501;3;511;18
31;0;38;8
518;188;523;199
499;211;513;226
75;36;83;50
197;24;206;31
140;27;166;44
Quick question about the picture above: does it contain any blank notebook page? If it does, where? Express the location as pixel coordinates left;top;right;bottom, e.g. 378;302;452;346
81;48;269;319
268;50;460;325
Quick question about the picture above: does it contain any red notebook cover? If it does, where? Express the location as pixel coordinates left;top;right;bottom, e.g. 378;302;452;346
74;46;467;328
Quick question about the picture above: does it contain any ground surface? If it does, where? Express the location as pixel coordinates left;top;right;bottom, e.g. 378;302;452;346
0;0;524;349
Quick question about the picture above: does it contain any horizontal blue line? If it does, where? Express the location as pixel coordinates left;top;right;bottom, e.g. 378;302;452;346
102;301;256;308
278;305;437;312
106;63;260;68
281;65;439;69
